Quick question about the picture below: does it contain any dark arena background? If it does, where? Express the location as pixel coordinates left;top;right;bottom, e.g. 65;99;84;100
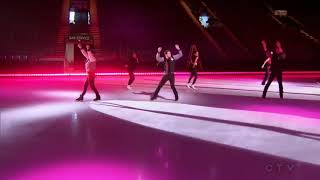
0;0;320;180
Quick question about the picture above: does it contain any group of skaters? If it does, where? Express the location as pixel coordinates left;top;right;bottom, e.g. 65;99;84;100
75;40;286;102
125;44;201;93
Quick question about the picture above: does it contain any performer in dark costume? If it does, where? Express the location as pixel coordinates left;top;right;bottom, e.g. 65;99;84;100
261;40;273;85
76;43;101;101
187;45;201;89
262;41;286;99
125;51;139;90
151;44;183;101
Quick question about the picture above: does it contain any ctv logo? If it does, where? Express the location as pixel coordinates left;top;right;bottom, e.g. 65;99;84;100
265;163;299;173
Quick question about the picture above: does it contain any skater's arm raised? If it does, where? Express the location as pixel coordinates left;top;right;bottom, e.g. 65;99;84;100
85;44;96;62
192;56;199;68
261;58;271;69
87;50;97;62
156;47;164;62
80;49;89;60
173;44;183;60
78;44;89;59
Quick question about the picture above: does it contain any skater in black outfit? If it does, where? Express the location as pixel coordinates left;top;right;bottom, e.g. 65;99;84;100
262;41;286;99
187;45;201;89
125;51;139;90
76;43;101;101
151;44;183;101
261;40;273;85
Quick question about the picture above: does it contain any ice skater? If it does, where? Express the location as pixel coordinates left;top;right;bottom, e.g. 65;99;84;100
76;43;101;101
151;44;183;101
125;51;139;90
262;41;286;99
261;40;273;85
187;44;201;89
